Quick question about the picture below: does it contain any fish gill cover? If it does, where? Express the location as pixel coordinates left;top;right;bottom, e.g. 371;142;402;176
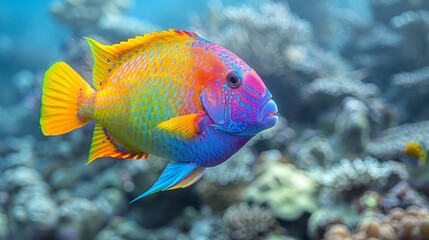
1;0;429;239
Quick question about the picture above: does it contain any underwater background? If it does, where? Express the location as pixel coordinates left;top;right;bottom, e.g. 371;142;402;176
2;0;429;239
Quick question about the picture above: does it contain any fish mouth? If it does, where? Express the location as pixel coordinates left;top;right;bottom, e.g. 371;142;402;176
259;98;278;129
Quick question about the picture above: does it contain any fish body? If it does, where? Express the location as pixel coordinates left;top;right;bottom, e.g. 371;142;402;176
40;30;278;202
400;141;427;168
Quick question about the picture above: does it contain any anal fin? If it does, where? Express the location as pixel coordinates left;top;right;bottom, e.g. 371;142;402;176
88;123;149;164
129;162;205;203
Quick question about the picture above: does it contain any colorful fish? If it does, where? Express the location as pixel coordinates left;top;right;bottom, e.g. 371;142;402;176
400;141;427;168
40;30;278;203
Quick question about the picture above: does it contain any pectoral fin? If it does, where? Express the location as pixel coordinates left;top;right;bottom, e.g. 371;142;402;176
129;162;206;203
156;113;204;139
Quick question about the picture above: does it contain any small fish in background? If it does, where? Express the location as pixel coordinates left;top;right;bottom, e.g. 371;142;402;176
400;141;427;168
39;29;278;203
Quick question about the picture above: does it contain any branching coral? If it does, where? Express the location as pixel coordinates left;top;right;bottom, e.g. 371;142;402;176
313;157;408;192
303;77;380;103
391;10;429;30
221;202;277;240
392;66;429;90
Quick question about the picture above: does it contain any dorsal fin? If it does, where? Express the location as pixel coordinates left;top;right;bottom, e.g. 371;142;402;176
87;123;149;164
85;29;199;90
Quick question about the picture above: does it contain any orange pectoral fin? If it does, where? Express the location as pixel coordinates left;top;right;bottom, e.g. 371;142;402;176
156;113;204;140
87;123;149;164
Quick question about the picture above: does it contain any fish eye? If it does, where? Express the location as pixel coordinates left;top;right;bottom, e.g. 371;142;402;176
226;72;241;88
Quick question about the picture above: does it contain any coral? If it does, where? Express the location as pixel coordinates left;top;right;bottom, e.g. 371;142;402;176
303;76;380;106
6;1;429;239
323;224;352;240
381;181;428;213
191;0;313;80
221;202;277;240
0;209;7;240
334;97;370;153
50;0;158;43
204;146;256;186
289;133;334;169
307;207;360;240
310;157;408;205
366;120;429;160
95;217;146;240
392;66;429;90
50;0;131;28
357;191;383;217
0;135;36;170
248;115;295;153
324;206;429;240
1;166;44;193
93;188;127;218
57;198;104;240
391;10;429;30
197;146;256;212
97;14;158;42
243;161;318;220
341;24;403;79
390;10;429;75
8;185;58;240
49;165;88;190
0;104;35;137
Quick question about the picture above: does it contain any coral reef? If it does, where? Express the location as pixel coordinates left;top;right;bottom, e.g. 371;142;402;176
4;0;429;239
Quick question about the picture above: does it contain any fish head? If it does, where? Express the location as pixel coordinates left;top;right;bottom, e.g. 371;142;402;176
199;45;278;137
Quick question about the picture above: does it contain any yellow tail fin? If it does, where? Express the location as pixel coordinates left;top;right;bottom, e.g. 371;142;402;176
40;62;94;136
